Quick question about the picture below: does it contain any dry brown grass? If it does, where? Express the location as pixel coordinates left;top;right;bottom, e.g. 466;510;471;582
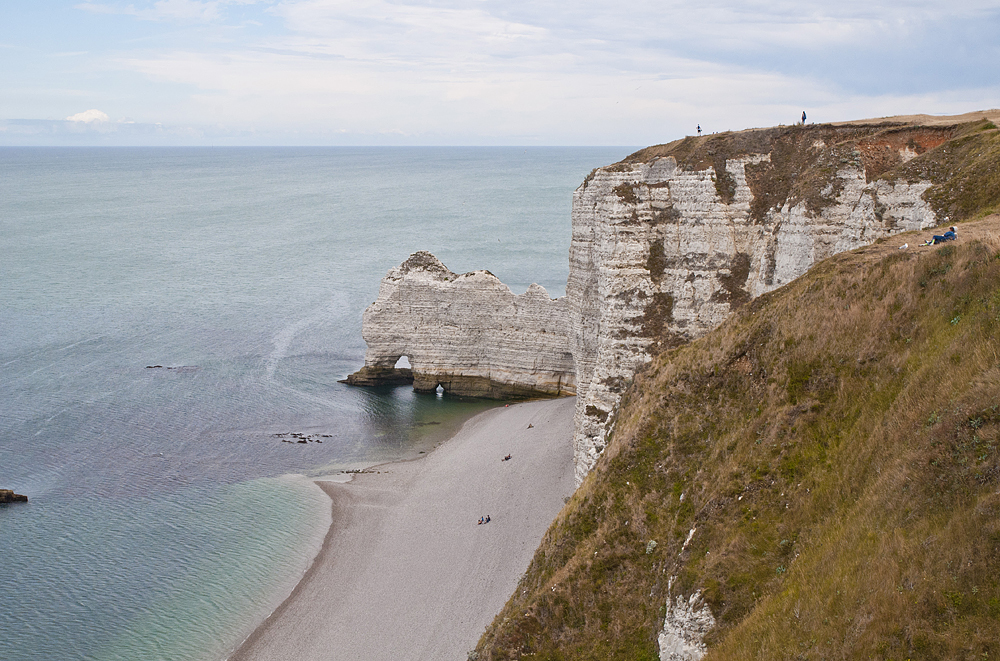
832;110;1000;128
475;216;1000;661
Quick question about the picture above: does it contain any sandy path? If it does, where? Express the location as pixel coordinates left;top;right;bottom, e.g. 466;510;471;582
229;396;576;661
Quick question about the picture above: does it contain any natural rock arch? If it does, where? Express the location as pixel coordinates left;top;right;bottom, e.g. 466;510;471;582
344;252;576;399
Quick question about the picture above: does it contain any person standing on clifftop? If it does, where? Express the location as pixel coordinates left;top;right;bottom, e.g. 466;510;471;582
697;124;702;135
802;111;807;124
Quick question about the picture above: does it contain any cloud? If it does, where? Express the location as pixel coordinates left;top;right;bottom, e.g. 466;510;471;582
66;109;110;122
74;0;264;22
10;0;999;144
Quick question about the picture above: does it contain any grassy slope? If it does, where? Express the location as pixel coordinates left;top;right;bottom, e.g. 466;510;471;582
475;217;1000;660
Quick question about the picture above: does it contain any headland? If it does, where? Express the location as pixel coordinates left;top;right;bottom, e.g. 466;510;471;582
330;111;1000;660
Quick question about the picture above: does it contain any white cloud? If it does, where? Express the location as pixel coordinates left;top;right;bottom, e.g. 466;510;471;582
75;0;265;22
149;0;222;21
264;0;550;72
15;0;1000;144
66;109;110;122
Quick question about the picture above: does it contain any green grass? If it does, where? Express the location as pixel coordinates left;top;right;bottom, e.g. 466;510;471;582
475;224;1000;661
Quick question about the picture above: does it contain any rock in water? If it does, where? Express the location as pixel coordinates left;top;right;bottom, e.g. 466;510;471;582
0;489;28;503
346;251;576;399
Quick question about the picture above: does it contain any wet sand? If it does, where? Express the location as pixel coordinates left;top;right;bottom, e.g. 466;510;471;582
229;396;576;661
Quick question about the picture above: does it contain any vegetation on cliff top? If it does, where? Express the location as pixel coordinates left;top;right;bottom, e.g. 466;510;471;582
606;118;1000;224
894;119;1000;221
475;216;1000;660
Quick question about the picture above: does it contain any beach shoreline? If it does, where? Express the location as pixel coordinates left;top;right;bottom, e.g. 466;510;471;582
228;396;576;661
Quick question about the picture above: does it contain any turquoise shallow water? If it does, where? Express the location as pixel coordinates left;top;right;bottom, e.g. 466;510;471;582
0;146;633;660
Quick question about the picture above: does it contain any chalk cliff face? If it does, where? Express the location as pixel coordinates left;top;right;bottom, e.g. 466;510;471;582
346;251;576;398
567;124;948;481
350;123;961;482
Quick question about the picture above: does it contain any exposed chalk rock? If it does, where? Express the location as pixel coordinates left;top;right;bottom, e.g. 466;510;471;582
346;251;575;398
349;123;953;481
658;579;716;661
567;125;942;482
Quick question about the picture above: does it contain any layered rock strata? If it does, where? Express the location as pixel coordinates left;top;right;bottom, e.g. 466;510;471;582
568;123;948;481
345;251;575;399
350;121;975;482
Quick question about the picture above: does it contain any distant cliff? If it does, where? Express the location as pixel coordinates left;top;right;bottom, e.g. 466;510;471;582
348;113;1000;483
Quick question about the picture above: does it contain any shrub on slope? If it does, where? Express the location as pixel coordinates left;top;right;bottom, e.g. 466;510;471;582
476;217;1000;660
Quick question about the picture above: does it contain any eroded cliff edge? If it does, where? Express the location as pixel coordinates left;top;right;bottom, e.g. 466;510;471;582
348;115;1000;483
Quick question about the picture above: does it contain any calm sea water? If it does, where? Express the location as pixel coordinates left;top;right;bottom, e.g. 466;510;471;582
0;146;633;661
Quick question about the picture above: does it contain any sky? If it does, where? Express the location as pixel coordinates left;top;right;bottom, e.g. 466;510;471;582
1;0;998;145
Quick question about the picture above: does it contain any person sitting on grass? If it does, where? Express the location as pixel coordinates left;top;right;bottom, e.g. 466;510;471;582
922;226;957;245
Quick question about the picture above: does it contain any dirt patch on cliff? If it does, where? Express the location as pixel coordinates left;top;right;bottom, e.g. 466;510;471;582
401;250;454;276
585;405;610;423
712;155;737;204
614;183;639;204
649;204;682;225
640;292;675;338
646;240;666;283
709;252;752;309
892;120;1000;221
855;126;953;182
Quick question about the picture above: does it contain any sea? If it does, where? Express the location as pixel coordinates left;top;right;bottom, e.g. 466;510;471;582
0;146;633;661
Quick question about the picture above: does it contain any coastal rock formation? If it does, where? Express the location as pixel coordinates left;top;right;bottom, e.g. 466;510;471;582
658;580;716;661
0;489;28;503
346;251;575;398
568;123;947;481
349;119;995;482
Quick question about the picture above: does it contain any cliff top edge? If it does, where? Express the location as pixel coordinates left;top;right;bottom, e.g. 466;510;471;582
613;110;1000;168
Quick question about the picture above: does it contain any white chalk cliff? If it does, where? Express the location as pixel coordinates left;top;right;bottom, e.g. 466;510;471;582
348;123;955;482
345;251;575;398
